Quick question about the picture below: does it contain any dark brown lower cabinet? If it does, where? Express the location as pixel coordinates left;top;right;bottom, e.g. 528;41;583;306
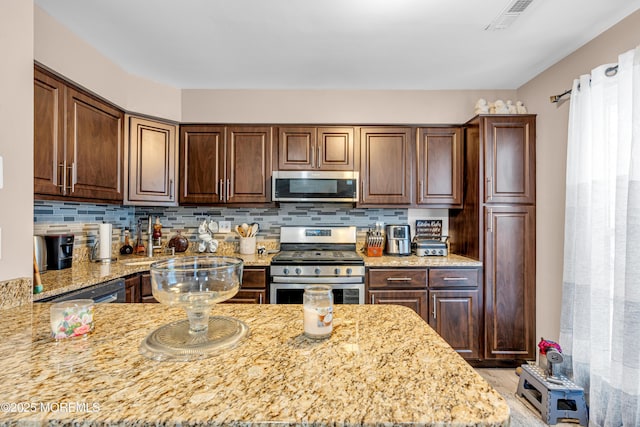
225;267;268;304
124;275;141;303
368;289;429;320
484;205;536;361
429;289;481;359
140;273;159;304
130;267;268;304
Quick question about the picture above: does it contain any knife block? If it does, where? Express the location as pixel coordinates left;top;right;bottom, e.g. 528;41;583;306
366;246;382;257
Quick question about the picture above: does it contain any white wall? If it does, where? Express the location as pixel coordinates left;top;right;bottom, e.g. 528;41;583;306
517;9;640;343
34;7;182;122
0;1;33;281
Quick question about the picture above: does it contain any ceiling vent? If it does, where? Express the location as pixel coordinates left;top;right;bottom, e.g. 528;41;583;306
485;0;534;30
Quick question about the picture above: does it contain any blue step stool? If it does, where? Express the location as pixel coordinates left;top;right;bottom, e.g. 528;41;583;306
516;364;588;426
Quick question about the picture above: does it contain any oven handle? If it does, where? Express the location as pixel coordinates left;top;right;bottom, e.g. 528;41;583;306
270;276;364;284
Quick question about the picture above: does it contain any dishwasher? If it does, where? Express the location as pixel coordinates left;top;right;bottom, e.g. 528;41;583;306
37;278;126;303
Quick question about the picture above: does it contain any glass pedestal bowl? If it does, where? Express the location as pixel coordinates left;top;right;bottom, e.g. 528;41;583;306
139;256;249;361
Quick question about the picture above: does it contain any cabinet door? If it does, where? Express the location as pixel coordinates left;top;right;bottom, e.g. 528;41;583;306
34;69;65;196
429;289;481;359
483;116;535;204
66;87;124;201
484;205;536;360
317;127;355;170
277;127;316;170
227;126;272;203
179;125;225;204
124;275;141;303
225;289;267;304
140;273;159;303
368;290;429;321
360;127;413;205
417;127;462;207
242;267;267;289
125;116;178;205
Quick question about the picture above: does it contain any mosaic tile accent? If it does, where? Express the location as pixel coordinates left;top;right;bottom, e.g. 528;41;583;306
33;201;410;258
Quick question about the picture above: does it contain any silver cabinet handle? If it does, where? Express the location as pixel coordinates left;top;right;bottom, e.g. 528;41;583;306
58;163;66;194
169;179;173;199
443;277;468;281
386;277;413;282
487;209;493;233
67;163;75;193
219;179;224;201
317;145;321;168
259;293;263;304
370;294;375;304
361;181;365;202
432;294;437;319
419;180;424;202
227;179;232;199
486;177;492;201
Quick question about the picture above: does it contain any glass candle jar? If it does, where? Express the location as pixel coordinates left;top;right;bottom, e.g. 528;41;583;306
303;285;333;339
50;299;95;340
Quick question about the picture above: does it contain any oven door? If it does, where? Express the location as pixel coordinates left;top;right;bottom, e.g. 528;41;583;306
270;282;364;304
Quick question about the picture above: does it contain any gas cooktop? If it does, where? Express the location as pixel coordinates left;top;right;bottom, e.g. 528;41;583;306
271;250;364;264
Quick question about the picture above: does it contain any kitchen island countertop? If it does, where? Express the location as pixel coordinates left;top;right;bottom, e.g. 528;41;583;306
0;303;508;426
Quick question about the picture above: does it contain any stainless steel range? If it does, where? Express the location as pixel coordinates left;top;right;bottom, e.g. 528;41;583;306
270;226;365;304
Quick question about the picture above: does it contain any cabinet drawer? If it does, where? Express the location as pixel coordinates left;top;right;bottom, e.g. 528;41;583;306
428;268;479;288
242;267;267;289
368;269;427;289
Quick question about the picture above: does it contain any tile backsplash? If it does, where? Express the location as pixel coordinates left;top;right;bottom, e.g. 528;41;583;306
34;201;420;254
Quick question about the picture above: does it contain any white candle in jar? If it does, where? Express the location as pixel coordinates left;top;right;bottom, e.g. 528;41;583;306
303;305;333;338
303;284;334;339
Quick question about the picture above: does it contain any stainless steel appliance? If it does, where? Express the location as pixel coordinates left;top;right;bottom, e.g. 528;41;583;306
413;237;448;256
36;278;126;303
45;234;74;270
270;226;365;304
272;171;358;202
34;235;47;272
385;224;411;256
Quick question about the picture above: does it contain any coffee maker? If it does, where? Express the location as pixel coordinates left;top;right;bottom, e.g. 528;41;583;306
385;224;412;256
45;234;74;270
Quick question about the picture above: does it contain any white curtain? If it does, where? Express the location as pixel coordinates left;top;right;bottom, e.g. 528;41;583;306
560;46;640;426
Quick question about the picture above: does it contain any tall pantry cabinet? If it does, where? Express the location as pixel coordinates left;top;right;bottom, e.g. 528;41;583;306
449;114;536;363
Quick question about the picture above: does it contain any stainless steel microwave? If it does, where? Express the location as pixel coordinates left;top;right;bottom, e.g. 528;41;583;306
272;171;359;202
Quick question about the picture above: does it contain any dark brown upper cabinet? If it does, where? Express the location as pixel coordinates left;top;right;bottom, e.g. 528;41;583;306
359;127;414;206
416;127;463;208
124;115;178;206
277;126;355;171
34;68;64;196
179;125;272;205
34;66;124;203
482;116;536;204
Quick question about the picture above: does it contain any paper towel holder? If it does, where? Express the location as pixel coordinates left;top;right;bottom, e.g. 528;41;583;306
91;222;117;263
90;240;117;263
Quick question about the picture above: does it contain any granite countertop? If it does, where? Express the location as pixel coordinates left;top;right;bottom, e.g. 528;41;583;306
362;253;481;268
0;304;508;426
35;251;481;301
35;252;274;301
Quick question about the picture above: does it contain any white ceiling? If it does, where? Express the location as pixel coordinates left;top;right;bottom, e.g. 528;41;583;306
35;0;640;90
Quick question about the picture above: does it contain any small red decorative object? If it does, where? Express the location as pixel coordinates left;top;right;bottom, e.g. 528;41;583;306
538;337;562;355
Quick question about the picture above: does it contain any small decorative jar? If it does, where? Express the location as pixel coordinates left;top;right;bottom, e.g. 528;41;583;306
303;285;333;339
50;299;95;340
